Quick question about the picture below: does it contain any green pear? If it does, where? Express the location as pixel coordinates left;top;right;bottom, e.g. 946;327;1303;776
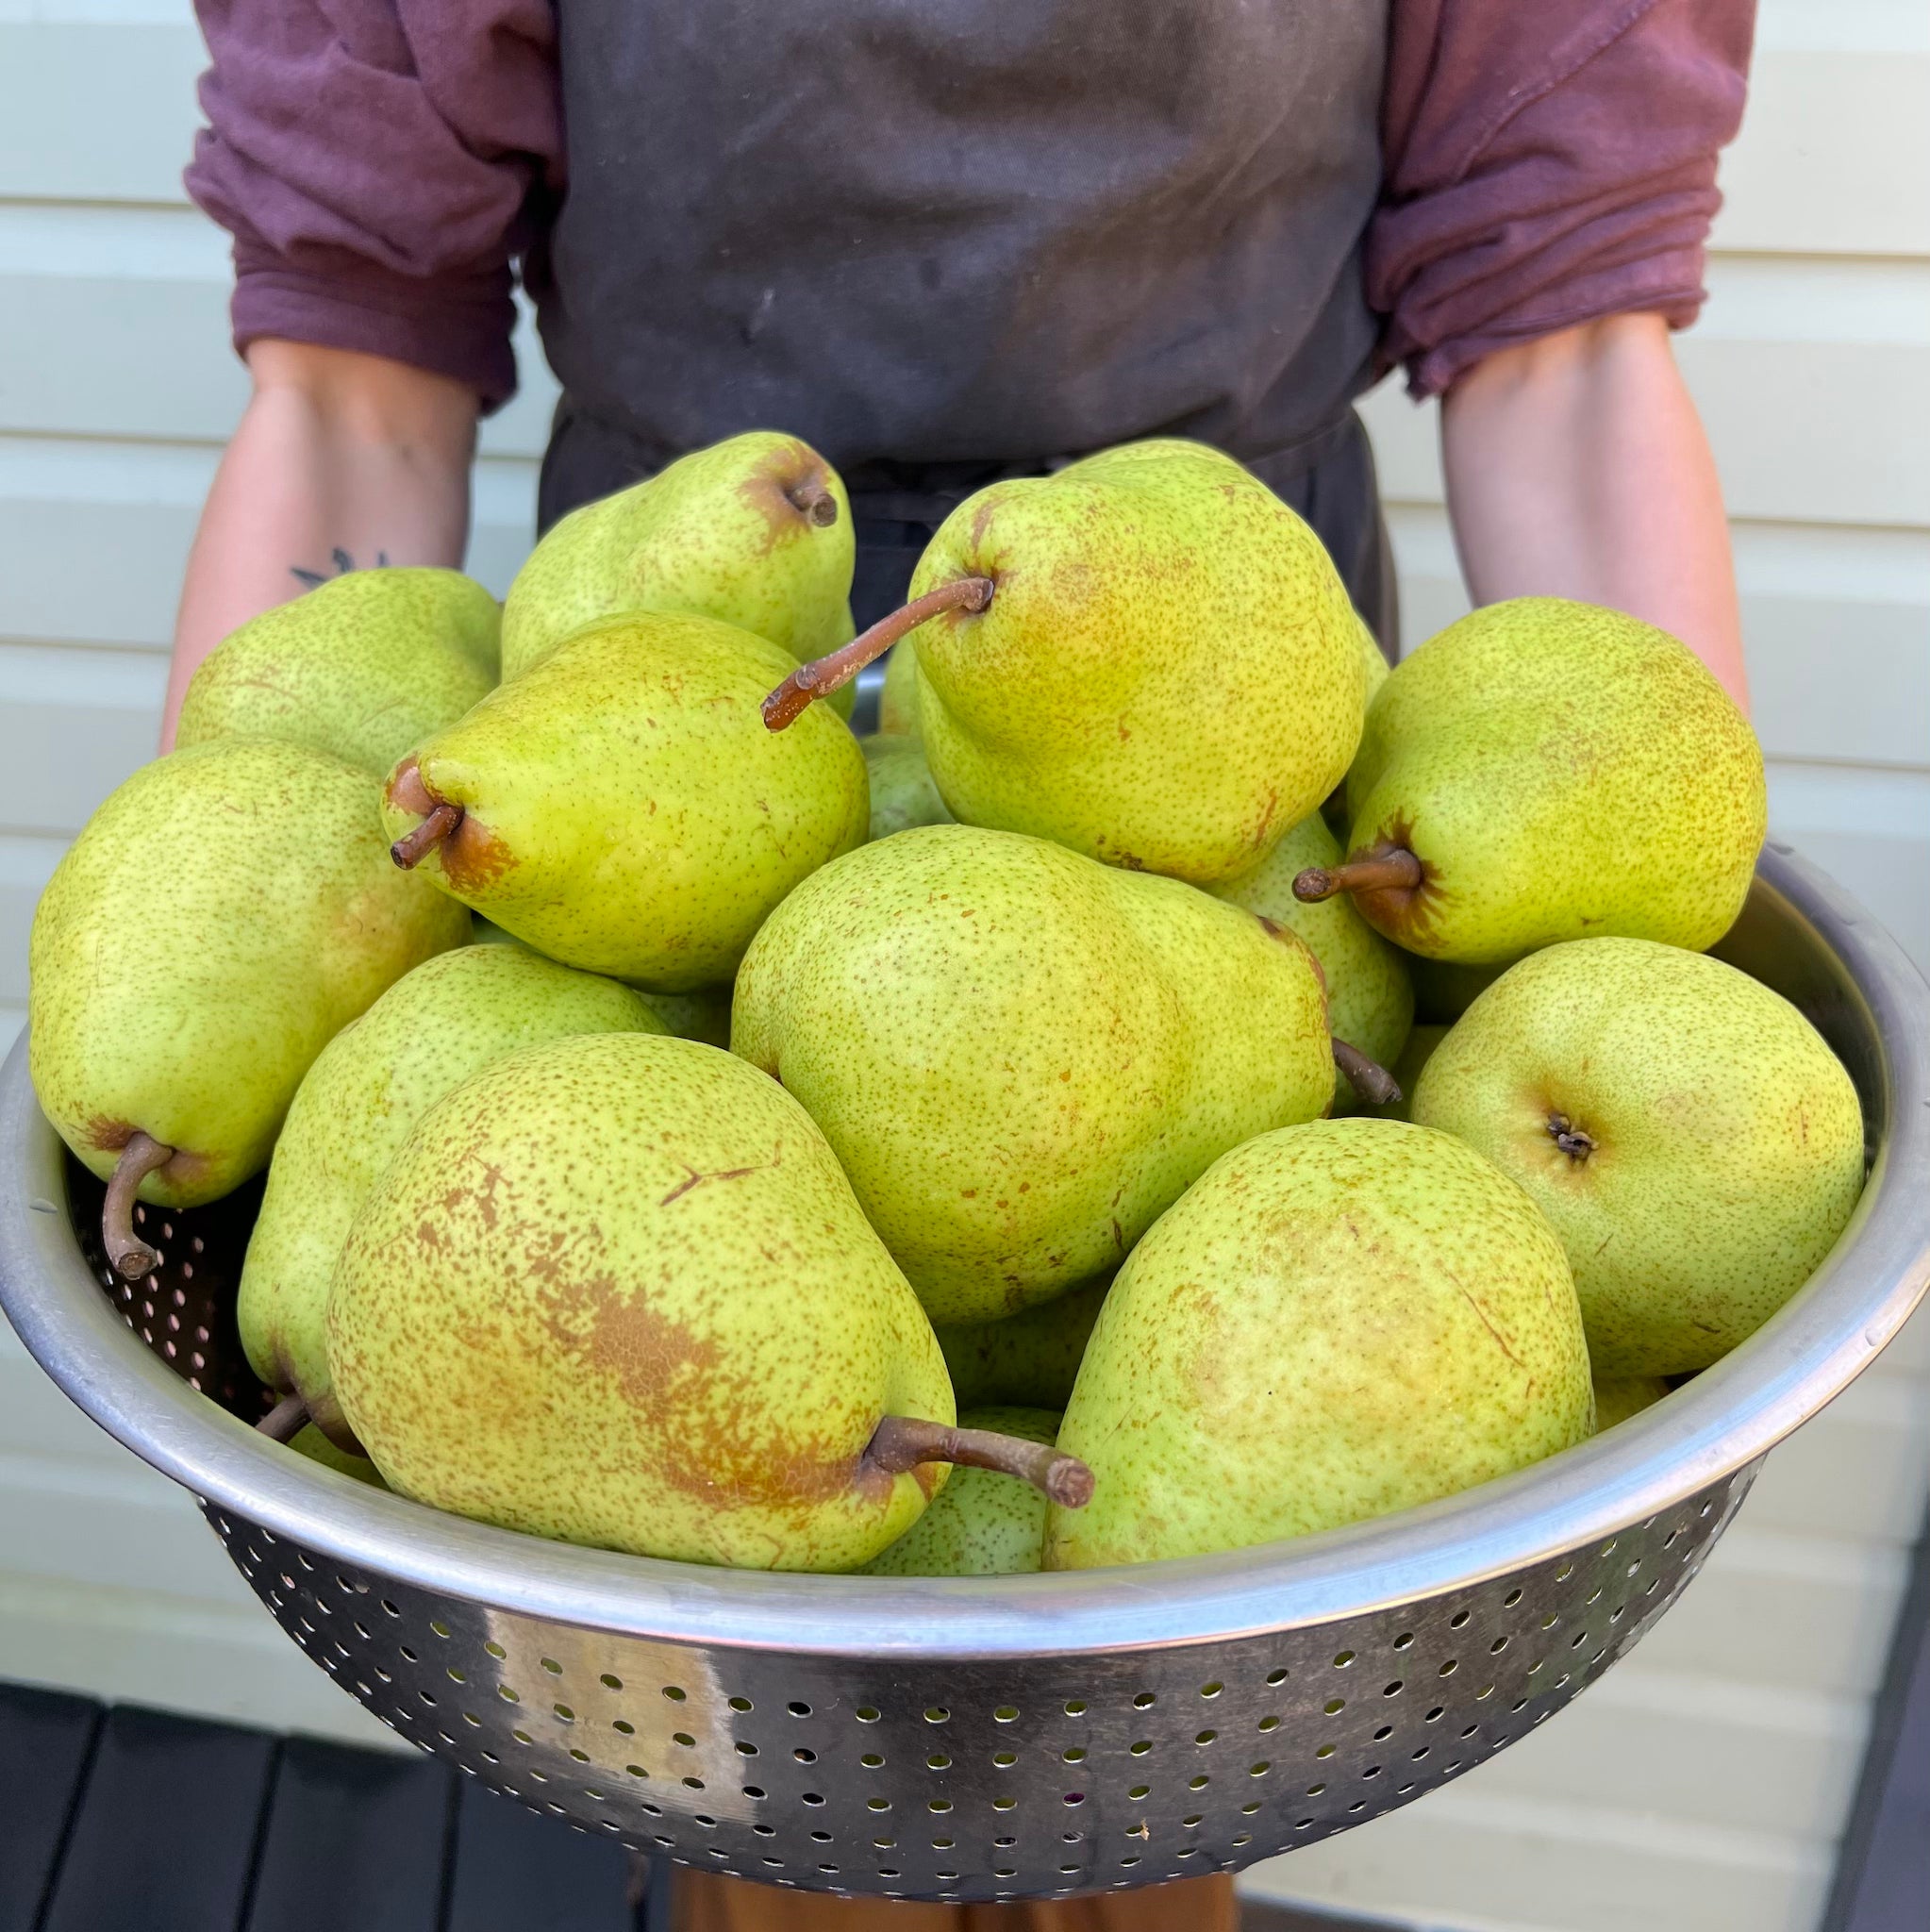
176;570;500;776
1593;1377;1670;1431
936;1279;1110;1409
1209;814;1412;1108
863;1408;1060;1575
381;611;868;991
1046;1118;1592;1568
879;643;923;739
733;824;1337;1324
1412;937;1865;1376
328;1033;1088;1571
238;943;663;1442
1351;1024;1449;1123
764;439;1362;885
29;741;467;1276
1408;956;1505;1024
288;1423;386;1488
500;431;855;683
1321;613;1391;834
860;733;953;841
472;916;732;1045
1305;598;1765;964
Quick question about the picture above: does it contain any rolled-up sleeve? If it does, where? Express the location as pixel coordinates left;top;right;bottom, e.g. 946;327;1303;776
1372;0;1755;398
185;0;561;408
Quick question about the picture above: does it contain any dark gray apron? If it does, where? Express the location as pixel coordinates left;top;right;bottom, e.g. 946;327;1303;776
528;0;1396;649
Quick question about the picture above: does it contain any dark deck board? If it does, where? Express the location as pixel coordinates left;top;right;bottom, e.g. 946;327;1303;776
443;1776;636;1932
244;1735;455;1932
39;1703;276;1932
0;1683;102;1932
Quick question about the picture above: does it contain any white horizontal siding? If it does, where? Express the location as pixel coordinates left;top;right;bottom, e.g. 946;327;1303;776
0;8;1925;1929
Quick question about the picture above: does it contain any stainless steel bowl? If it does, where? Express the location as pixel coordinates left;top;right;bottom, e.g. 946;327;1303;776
3;845;1925;1903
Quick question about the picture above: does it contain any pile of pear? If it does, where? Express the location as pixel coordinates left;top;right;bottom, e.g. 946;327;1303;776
27;429;1868;1581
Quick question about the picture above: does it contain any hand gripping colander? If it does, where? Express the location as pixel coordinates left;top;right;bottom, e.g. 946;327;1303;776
2;845;1926;1905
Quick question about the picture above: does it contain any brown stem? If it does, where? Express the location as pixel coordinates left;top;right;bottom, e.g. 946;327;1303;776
1548;1113;1597;1163
764;577;995;730
1293;847;1424;905
866;1414;1094;1509
103;1133;173;1280
787;479;840;527
258;1392;309;1443
391;802;463;870
1332;1039;1401;1108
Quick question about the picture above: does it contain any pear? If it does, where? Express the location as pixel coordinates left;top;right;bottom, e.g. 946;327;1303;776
327;1034;1090;1570
1046;1118;1592;1568
288;1423;386;1488
732;824;1340;1324
1321;614;1391;834
763;439;1363;885
500;431;855;683
176;570;500;776
472;916;731;1044
238;943;663;1444
1209;814;1412;1108
863;1408;1060;1576
1297;598;1765;964
1412;937;1865;1376
1594;1377;1671;1431
936;1279;1110;1409
29;741;467;1277
1351;1023;1449;1123
860;733;953;841
878;644;923;739
381;611;868;991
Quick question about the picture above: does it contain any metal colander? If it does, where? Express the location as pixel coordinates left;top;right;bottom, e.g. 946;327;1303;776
3;846;1926;1903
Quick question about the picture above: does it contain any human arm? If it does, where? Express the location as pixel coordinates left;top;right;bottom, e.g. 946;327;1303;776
1439;313;1746;708
162;342;479;748
1373;0;1755;704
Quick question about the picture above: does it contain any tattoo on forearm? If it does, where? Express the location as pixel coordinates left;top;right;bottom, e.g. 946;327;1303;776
291;546;390;590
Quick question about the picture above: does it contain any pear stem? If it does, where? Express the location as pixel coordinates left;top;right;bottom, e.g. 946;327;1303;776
257;1392;309;1443
1332;1039;1402;1108
391;803;463;870
764;577;995;731
866;1415;1095;1508
103;1133;173;1280
1548;1113;1597;1162
787;479;840;527
1293;848;1423;904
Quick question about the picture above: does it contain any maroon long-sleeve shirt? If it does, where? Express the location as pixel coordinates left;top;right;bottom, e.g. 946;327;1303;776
184;0;1754;412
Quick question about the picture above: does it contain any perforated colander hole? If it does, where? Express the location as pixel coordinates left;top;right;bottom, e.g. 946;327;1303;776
744;1787;767;1801
927;1799;952;1815
1305;1783;1325;1797
673;1732;695;1748
1129;1740;1152;1757
682;1777;704;1791
730;1696;755;1713
1194;1730;1217;1745
866;1797;890;1812
992;1794;1017;1811
1257;1715;1280;1732
735;1740;757;1757
923;1707;948;1724
1134;1691;1158;1707
925;1752;950;1770
1314;1744;1336;1759
1186;1776;1207;1792
1554;1561;1574;1582
1322;1698;1345;1716
930;1837;955;1849
794;1748;817;1764
1062;1747;1085;1764
993;1706;1020;1723
485;1641;506;1658
1439;1659;1458;1676
1122;1856;1142;1868
600;1674;624;1690
1425;1707;1445;1723
1265;1669;1289;1687
554;1706;576;1724
1064;1699;1089;1715
1332;1650;1356;1668
789;1701;812;1717
663;1686;689;1703
809;1831;832;1843
614;1721;636;1737
625;1765;649;1779
398;1644;419;1662
992;1751;1016;1768
569;1749;590;1764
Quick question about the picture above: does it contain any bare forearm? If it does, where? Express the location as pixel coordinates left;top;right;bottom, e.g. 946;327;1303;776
1440;314;1747;710
164;341;478;748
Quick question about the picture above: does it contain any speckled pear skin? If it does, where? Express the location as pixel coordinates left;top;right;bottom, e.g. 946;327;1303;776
1045;1118;1592;1569
732;824;1336;1324
500;431;856;685
1412;938;1866;1377
907;440;1363;884
1321;615;1390;835
1592;1376;1672;1431
879;644;924;739
29;741;468;1209
1341;598;1766;964
860;733;954;841
936;1279;1111;1409
1210;814;1413;1108
380;611;869;991
471;918;732;1043
238;943;664;1439
177;570;501;776
863;1408;1060;1576
328;1033;954;1571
